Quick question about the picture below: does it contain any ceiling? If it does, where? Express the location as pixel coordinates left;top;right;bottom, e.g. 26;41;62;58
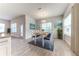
0;3;69;20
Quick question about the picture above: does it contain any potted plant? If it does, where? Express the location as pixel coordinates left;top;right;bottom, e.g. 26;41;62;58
56;21;63;39
57;28;62;39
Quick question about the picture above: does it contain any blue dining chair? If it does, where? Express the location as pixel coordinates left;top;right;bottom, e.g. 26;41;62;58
44;33;51;40
43;33;52;49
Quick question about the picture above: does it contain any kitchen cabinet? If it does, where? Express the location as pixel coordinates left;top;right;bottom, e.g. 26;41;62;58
0;37;11;56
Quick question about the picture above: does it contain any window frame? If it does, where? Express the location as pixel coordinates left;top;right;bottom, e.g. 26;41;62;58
11;23;17;33
0;23;5;33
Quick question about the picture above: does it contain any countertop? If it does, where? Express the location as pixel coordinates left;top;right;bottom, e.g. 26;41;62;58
0;36;11;42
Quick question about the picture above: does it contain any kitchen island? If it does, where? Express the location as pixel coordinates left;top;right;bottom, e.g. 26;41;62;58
0;36;11;56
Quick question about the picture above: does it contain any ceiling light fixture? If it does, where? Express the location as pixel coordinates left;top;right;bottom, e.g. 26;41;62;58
38;8;42;10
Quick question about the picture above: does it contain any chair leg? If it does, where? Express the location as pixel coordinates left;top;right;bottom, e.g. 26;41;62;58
49;40;51;50
42;38;44;47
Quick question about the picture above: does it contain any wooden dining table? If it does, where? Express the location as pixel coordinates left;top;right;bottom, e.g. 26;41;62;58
32;31;48;47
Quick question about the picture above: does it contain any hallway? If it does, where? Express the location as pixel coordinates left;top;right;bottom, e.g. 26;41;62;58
11;37;75;56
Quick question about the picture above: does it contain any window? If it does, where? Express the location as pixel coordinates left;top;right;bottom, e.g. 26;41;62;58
11;23;17;32
63;14;71;36
20;25;23;36
41;22;52;32
0;23;5;32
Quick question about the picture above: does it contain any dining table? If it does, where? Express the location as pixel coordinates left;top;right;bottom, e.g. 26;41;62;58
32;31;48;47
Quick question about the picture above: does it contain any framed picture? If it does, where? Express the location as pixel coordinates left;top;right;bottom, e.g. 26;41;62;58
30;23;35;30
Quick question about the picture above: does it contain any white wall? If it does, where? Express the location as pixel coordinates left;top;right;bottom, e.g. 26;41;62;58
63;4;74;18
25;15;36;39
71;4;79;55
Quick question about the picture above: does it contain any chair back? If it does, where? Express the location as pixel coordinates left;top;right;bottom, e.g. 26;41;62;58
50;32;54;47
47;33;51;39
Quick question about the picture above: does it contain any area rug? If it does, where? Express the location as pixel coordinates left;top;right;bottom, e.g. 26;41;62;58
28;39;54;51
